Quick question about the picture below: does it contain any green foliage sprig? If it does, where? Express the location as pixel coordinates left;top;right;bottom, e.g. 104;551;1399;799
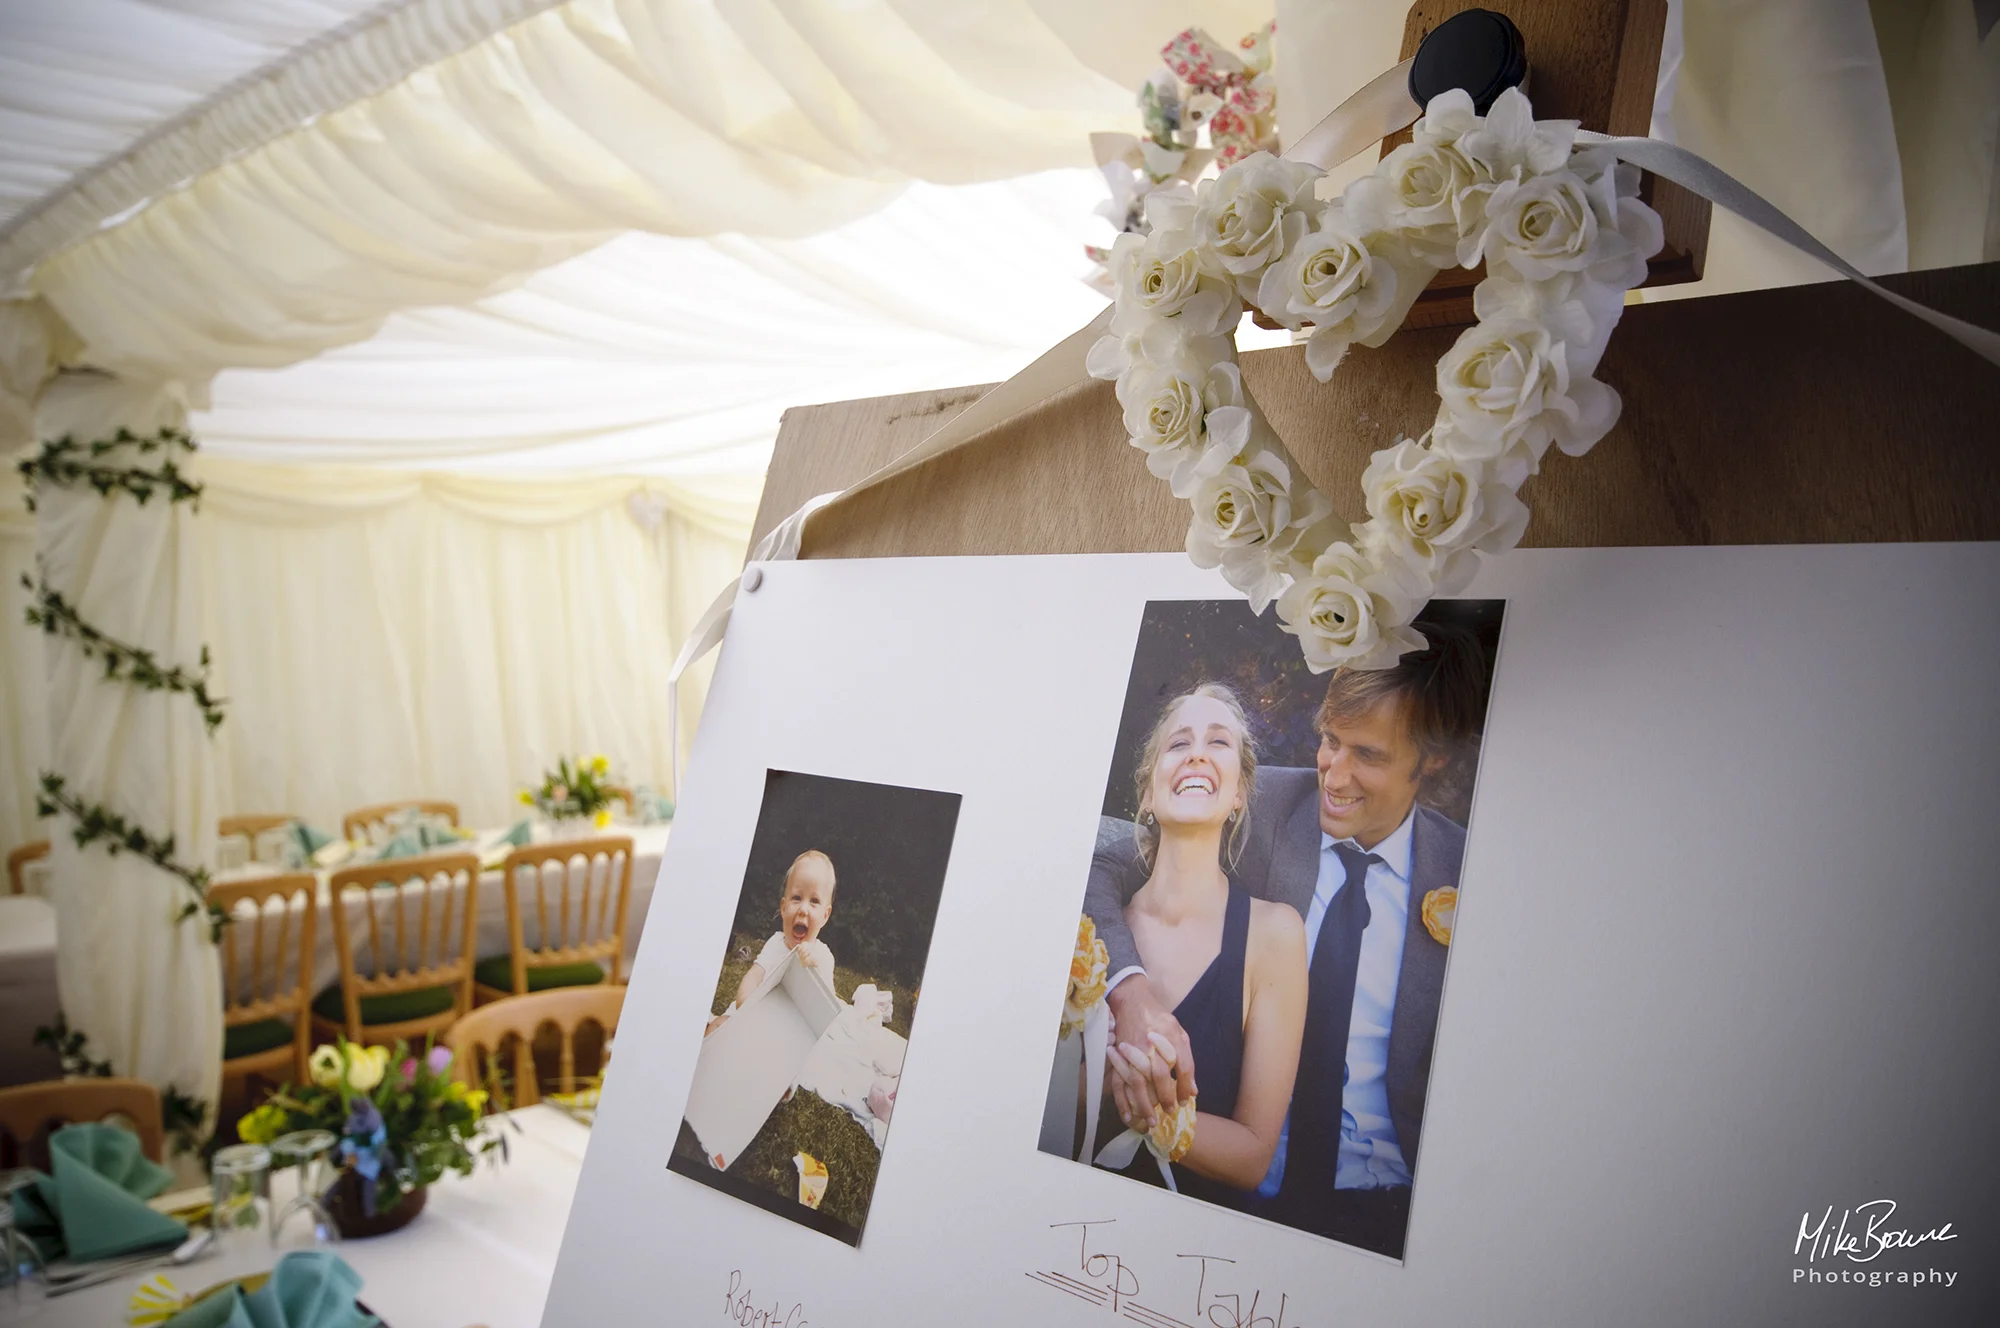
23;570;226;732
32;1014;209;1154
34;771;226;936
16;427;201;513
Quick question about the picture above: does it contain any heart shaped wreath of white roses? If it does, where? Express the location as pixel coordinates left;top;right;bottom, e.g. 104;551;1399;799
1089;85;1665;671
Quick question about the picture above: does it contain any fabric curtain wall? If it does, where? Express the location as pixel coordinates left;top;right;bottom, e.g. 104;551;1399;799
190;458;753;833
0;481;42;862
32;375;223;1125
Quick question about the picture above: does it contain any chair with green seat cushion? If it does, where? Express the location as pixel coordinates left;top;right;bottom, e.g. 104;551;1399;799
222;1019;297;1061
472;955;604;993
311;981;458;1025
475;837;634;1002
315;852;482;1047
212;873;319;1087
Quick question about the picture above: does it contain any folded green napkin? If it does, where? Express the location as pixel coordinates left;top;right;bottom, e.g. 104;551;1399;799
372;829;424;860
501;818;532;848
9;1122;186;1263
288;819;333;860
163;1250;379;1328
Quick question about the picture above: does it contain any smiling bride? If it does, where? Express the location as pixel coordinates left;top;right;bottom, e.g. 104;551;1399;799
1098;684;1308;1208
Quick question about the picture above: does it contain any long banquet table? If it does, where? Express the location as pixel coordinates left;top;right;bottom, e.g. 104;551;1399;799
42;1103;592;1328
0;823;669;1087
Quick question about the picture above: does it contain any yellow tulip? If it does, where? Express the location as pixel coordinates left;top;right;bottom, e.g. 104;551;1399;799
465;1089;488;1113
593;808;611;829
345;1043;387;1092
518;789;533;806
590;755;609;776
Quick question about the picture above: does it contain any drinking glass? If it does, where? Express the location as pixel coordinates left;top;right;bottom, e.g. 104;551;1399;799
268;1131;340;1248
209;1144;271;1252
0;1169;49;1314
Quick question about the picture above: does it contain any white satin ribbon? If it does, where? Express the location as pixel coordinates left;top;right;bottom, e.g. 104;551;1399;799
1578;131;2000;368
664;75;2000;788
1077;1000;1110;1166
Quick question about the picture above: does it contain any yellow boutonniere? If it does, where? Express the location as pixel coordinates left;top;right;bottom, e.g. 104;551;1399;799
1420;886;1457;947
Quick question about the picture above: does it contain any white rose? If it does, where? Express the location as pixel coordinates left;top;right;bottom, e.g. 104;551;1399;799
1473;271;1622;381
1253;207;1412;382
1435;316;1620;475
1454;86;1576;184
1191;153;1321;296
1411;88;1480;150
1357;137;1485;265
1116;354;1252;498
1479;169;1602;281
1438;88;1579;267
1359;434;1529;594
1186;448;1333;612
1110;229;1237;333
1274;541;1429;673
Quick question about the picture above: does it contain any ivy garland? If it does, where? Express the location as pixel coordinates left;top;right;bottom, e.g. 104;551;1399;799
23;567;227;732
34;772;226;938
15;426;202;512
21;422;224;1148
33;1015;207;1155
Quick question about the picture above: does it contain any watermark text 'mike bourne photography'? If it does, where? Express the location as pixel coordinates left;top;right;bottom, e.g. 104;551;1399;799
1793;1200;1957;1288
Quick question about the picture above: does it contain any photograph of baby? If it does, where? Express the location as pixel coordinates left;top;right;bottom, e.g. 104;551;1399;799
1038;597;1503;1261
671;769;960;1245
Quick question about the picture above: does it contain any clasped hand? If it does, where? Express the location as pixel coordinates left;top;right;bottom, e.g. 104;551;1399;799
1103;976;1197;1134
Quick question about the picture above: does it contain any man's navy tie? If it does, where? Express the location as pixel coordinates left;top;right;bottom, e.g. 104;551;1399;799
1279;841;1379;1203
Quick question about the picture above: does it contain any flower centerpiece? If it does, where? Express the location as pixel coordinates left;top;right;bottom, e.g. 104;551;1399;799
520;754;620;835
238;1039;503;1236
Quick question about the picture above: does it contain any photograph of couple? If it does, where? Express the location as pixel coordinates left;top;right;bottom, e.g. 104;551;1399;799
1039;598;1502;1260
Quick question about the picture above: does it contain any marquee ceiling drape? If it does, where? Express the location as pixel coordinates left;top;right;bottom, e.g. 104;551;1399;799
0;0;1270;399
189;168;1119;475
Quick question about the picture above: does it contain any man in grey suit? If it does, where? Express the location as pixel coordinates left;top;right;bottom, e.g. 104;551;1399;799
1085;624;1485;1258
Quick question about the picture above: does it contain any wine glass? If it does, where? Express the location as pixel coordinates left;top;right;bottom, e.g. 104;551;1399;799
269;1130;341;1248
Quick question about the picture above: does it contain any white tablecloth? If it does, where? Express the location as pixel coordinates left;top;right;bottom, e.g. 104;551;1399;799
38;1104;592;1328
0;824;667;1087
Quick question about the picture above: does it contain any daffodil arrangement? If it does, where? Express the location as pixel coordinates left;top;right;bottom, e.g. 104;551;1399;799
238;1038;504;1215
519;753;620;829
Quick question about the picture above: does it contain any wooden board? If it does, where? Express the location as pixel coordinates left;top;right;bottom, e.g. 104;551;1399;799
753;262;2000;558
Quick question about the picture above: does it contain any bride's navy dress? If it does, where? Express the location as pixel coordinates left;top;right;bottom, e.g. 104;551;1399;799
1105;883;1252;1209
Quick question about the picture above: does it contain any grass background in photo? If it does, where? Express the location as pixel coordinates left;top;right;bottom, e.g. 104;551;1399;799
669;933;916;1230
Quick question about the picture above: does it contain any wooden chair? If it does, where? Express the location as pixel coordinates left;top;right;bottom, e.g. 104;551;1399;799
314;853;479;1049
218;814;295;841
473;837;633;1004
7;840;49;896
447;985;624;1110
212;873;317;1091
341;800;459;843
0;1078;164;1169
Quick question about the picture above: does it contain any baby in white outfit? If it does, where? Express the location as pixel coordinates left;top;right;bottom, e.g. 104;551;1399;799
707;850;837;1034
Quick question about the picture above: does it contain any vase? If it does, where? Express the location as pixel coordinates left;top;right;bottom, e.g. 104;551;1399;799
544;815;596;842
323;1169;427;1238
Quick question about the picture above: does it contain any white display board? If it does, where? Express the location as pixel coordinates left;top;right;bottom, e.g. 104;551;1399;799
547;546;1997;1326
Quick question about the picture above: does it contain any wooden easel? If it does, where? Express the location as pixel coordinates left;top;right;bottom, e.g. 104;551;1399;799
752;0;1999;562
